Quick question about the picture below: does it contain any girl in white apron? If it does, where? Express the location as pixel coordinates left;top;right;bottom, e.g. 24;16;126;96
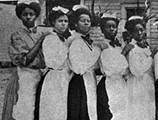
67;5;100;120
39;6;72;120
124;16;155;120
6;0;49;120
97;11;128;120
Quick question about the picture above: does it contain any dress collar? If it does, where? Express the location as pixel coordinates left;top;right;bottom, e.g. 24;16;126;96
73;31;93;51
131;39;149;48
131;39;137;44
104;38;121;47
53;28;71;42
21;25;37;33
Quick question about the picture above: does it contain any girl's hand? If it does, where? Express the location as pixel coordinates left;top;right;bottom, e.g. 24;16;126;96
93;41;109;51
101;42;109;50
39;31;51;43
121;44;134;56
96;42;109;51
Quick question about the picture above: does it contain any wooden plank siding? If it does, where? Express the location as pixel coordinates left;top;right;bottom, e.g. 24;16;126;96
150;1;158;48
85;1;124;45
0;0;158;61
84;0;158;49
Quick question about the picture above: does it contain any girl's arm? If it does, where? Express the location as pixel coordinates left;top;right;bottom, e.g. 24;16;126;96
121;44;134;56
9;31;50;67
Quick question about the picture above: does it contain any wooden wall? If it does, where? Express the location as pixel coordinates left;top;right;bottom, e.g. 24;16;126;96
85;0;158;50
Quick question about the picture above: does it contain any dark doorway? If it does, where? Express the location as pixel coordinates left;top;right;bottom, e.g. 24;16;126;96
126;7;145;20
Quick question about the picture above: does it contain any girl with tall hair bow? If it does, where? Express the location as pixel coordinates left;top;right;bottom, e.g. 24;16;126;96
39;6;72;120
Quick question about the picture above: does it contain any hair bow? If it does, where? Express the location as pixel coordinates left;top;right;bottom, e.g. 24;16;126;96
72;4;88;11
17;0;39;4
109;38;121;47
52;6;69;14
128;16;143;21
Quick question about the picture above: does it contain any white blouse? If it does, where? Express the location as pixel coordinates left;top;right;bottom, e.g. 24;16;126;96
42;32;68;70
68;32;100;75
100;41;128;77
128;39;152;77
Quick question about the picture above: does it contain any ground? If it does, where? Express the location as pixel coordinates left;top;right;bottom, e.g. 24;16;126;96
0;68;15;120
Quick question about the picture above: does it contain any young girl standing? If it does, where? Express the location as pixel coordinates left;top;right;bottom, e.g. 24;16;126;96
97;11;128;120
67;5;100;120
39;6;72;120
6;0;49;120
124;16;155;120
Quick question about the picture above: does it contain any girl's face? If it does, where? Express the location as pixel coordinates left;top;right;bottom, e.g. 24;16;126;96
53;15;69;34
131;23;146;42
102;19;118;40
21;7;36;28
75;14;91;35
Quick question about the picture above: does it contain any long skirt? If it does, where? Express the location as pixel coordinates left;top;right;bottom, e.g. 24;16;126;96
12;68;42;120
105;75;128;120
2;68;18;120
67;73;89;120
127;74;155;120
97;76;113;120
39;69;70;120
68;71;97;120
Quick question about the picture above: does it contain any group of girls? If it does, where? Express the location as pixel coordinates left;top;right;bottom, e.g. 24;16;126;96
2;0;157;120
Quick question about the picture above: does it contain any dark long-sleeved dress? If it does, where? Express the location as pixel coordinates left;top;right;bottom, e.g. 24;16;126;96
3;26;45;120
67;31;100;120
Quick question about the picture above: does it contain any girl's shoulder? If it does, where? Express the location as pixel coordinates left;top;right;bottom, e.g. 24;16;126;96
10;27;29;43
11;27;25;37
44;32;58;41
93;40;109;51
42;32;61;48
66;32;81;47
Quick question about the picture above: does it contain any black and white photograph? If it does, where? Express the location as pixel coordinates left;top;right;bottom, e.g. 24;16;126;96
0;0;158;120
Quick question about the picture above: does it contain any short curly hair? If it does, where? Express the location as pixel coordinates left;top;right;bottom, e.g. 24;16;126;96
15;2;41;19
48;10;68;27
124;19;146;33
73;8;91;24
69;8;91;30
100;17;119;33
